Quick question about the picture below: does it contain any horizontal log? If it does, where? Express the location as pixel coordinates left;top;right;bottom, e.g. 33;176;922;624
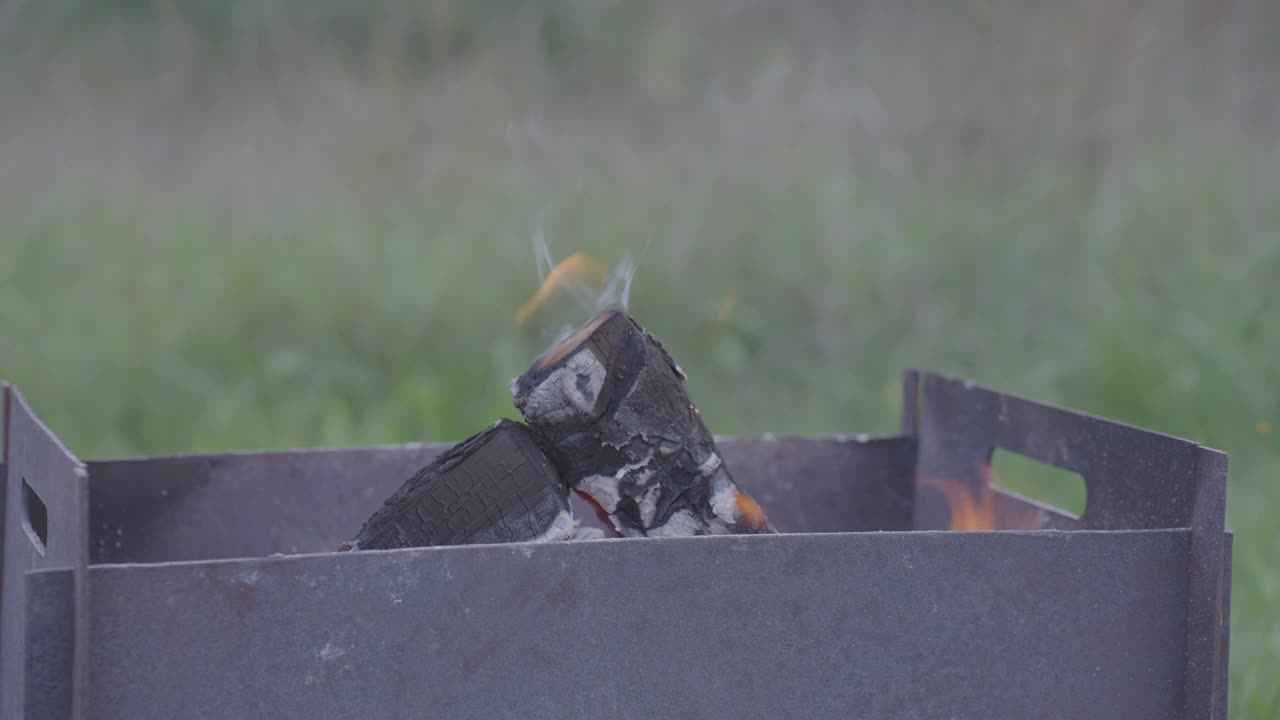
347;420;573;550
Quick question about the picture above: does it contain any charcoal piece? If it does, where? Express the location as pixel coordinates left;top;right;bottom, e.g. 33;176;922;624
347;419;573;550
512;310;773;537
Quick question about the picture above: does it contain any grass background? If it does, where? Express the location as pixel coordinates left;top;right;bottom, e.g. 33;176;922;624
1;1;1277;715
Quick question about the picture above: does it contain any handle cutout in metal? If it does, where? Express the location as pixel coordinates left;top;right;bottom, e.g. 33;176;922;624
22;476;49;554
990;449;1086;518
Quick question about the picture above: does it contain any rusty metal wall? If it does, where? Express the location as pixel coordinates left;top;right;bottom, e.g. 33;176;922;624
87;436;916;565
1;386;90;720
907;371;1232;719
1;371;1234;720
28;530;1193;720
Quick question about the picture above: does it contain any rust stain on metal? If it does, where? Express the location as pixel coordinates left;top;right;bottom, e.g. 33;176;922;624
203;569;261;614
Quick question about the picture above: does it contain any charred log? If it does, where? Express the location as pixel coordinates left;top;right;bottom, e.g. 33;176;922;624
511;310;773;537
346;419;574;550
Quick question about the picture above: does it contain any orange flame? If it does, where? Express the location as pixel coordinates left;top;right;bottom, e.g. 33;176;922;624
734;492;769;531
919;463;1047;531
516;253;609;325
920;474;997;531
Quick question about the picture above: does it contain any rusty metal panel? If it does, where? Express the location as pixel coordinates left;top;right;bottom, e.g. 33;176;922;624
715;436;914;534
51;530;1192;720
87;444;446;564
87;436;917;565
1184;448;1229;720
2;372;1233;720
1;385;89;720
907;371;1231;720
22;570;72;720
0;462;5;645
912;371;1209;532
1217;535;1233;719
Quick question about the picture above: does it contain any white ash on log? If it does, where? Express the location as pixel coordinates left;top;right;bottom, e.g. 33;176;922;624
345;419;575;550
512;310;774;537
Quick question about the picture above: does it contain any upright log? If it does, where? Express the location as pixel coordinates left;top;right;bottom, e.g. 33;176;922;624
346;419;574;550
512;310;773;537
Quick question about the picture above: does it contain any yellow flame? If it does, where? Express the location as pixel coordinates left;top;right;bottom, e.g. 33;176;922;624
516;253;609;325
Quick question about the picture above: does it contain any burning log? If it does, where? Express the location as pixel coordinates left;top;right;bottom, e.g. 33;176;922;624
512;310;773;537
345;419;575;550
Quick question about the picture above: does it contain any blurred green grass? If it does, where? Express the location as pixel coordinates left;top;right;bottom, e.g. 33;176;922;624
0;1;1277;716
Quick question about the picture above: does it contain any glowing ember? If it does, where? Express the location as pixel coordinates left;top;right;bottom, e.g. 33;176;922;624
734;492;769;531
515;252;609;325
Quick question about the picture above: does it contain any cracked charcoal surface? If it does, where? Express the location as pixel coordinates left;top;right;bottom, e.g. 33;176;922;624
348;419;572;550
513;311;773;537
